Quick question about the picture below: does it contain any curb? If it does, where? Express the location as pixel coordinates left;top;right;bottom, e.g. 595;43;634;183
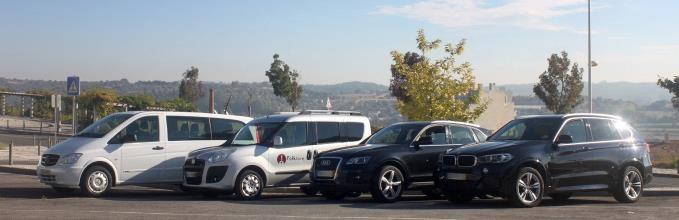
0;165;36;176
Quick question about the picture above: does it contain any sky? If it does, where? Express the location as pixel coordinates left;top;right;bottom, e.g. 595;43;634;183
0;0;677;85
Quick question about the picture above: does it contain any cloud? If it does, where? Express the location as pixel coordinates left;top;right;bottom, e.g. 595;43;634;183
377;0;591;32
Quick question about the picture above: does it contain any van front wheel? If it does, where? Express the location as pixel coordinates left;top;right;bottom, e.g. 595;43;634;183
234;169;264;200
80;165;112;197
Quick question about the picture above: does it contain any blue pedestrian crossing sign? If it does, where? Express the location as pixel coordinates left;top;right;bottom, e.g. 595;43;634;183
67;76;80;96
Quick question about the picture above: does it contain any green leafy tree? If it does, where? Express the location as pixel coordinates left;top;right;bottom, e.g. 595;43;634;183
118;94;156;111
390;52;424;102
658;75;679;110
78;88;119;121
265;54;303;111
533;51;585;114
390;29;487;121
179;66;203;103
161;98;197;112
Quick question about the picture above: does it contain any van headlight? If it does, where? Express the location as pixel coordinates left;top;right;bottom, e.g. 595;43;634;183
345;156;371;165
198;149;234;164
477;153;513;164
57;153;83;165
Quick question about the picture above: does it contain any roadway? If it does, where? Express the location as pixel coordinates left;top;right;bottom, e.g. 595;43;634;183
1;171;679;219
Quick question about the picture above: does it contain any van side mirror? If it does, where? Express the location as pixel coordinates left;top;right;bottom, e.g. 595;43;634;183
556;134;573;146
273;136;284;146
122;134;138;143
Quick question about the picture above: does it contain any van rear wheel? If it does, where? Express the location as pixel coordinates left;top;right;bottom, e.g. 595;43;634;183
79;165;112;197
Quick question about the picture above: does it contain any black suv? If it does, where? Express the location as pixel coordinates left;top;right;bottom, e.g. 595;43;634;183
311;121;491;202
438;114;652;207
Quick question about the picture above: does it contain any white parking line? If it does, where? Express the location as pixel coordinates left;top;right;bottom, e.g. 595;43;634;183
13;209;456;220
645;187;679;191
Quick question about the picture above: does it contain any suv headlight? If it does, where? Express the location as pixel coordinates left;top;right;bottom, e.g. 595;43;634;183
198;149;235;164
478;153;513;164
345;156;371;165
57;153;83;165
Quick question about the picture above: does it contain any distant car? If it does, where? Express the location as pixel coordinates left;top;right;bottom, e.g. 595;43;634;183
182;110;371;200
438;114;653;207
37;111;252;197
311;121;491;203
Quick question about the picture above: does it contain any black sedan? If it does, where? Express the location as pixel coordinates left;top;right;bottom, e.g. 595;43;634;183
310;121;491;203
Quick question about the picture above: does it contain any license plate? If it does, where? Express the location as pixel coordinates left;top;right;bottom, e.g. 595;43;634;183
185;171;200;178
446;173;469;180
316;170;335;178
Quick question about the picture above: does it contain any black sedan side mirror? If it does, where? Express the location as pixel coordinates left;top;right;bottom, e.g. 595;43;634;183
556;134;573;145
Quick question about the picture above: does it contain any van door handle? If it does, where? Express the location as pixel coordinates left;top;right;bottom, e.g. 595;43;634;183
152;146;164;150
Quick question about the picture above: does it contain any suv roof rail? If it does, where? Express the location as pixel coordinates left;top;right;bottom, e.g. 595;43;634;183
299;110;363;116
562;113;622;119
431;120;481;127
273;112;300;115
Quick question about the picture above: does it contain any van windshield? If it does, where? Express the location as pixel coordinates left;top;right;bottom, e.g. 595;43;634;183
76;114;134;138
227;122;283;146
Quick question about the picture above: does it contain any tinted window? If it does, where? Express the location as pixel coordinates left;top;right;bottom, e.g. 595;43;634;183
450;126;476;145
167;116;210;141
115;116;159;143
613;120;633;139
274;122;307;147
211;118;245;141
589;119;621;141
472;128;488;143
366;123;427;145
306;122;317;145
560;119;588;143
491;118;563;141
420;126;447;145
317;122;340;144
341;122;365;142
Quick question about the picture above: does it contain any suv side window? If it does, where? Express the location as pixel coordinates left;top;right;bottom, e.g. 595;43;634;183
210;118;244;141
450;125;476;145
274;122;307;147
588;119;621;141
560;119;588;143
340;122;365;142
114;116;159;143
167;116;210;141
420;126;447;145
612;120;633;139
317;122;340;144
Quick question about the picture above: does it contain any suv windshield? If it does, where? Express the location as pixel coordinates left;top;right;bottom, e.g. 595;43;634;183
366;123;427;145
76;114;134;138
491;117;563;141
227;122;283;146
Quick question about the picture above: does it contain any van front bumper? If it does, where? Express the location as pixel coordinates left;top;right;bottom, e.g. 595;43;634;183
36;165;83;188
182;158;235;192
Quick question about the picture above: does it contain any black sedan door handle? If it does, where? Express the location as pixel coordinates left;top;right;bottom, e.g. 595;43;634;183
152;146;164;150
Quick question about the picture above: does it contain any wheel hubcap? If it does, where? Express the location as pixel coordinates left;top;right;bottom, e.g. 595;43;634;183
624;170;642;199
379;170;402;199
517;172;541;204
241;174;261;197
87;171;108;193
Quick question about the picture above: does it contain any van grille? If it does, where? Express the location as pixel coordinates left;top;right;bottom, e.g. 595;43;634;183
184;159;205;185
41;154;60;166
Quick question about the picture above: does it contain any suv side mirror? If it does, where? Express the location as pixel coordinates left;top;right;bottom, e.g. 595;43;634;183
273;136;284;146
122;133;137;143
556;134;573;145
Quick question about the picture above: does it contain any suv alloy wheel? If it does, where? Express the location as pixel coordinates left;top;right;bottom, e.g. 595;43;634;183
508;167;544;208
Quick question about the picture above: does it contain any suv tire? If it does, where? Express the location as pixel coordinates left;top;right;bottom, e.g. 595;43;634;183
613;166;643;203
370;165;405;203
508;167;544;208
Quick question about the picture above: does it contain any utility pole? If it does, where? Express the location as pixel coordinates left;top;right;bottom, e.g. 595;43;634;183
587;0;592;113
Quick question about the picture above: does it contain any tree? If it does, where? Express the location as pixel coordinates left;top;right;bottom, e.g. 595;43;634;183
658;75;679;110
179;66;203;103
78;88;119;127
26;89;52;119
390;29;487;121
160;98;197;112
390;52;424;102
265;54;303;111
533;51;584;114
118;94;156;111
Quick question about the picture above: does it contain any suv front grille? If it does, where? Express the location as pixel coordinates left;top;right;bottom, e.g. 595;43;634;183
183;159;205;185
41;154;60;166
313;157;341;179
457;155;477;167
442;155;456;167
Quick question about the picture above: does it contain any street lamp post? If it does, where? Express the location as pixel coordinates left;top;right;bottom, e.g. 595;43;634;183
588;0;592;113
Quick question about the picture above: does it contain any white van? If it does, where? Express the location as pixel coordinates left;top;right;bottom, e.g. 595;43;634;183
182;110;371;200
36;111;252;196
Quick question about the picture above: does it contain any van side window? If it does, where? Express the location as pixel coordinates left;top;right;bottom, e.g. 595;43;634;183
115;116;159;143
211;118;245;141
450;126;476;145
274;122;307;147
340;122;365;141
589;119;621;141
307;122;317;145
561;119;588;143
167;116;210;141
317;122;340;144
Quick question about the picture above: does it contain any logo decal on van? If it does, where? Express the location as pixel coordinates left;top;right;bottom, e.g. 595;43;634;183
277;154;287;164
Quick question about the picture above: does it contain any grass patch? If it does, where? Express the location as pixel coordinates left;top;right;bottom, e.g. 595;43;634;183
651;141;679;169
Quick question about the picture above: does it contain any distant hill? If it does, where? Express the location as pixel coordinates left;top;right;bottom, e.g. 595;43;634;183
499;82;671;105
304;81;388;95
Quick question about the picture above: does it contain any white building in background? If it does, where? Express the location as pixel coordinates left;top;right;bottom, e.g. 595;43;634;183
473;83;517;131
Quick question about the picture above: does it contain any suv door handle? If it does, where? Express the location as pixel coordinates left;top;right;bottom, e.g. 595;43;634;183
152;146;164;150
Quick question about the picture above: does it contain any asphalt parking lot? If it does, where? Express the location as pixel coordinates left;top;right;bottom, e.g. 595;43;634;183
1;171;679;220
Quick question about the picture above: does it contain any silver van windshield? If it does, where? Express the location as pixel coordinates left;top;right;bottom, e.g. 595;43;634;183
76;114;134;138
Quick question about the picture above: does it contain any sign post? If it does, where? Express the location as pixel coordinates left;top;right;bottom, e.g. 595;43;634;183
67;76;80;135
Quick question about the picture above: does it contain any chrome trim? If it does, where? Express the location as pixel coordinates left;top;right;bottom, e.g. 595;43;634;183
313;156;343;180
